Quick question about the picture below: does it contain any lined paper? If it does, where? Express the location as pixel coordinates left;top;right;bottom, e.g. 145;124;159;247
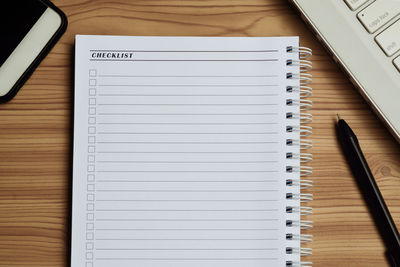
72;36;300;267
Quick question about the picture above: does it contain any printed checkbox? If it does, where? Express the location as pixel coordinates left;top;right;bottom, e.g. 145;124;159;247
86;232;94;240
86;223;94;230
88;117;96;124
88;146;95;153
89;98;96;105
89;88;96;96
86;242;94;250
89;69;97;77
88;136;96;144
87;194;95;201
88;127;96;134
87;203;94;211
87;174;95;182
88;155;95;162
87;165;95;172
89;79;97;86
87;213;94;221
87;184;95;191
86;252;93;260
86;262;93;267
88;107;96;115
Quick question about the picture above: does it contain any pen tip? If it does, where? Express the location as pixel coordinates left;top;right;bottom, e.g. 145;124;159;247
337;114;342;121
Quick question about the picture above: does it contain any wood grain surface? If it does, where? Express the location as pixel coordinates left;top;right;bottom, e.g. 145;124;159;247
0;0;399;266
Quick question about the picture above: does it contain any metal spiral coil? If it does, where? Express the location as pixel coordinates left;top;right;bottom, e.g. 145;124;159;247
300;179;313;190
286;85;312;98
300;234;313;243
287;46;313;59
286;152;312;163
286;178;312;190
286;207;313;216
286;99;312;111
286;125;312;137
286;112;313;124
285;220;313;230
285;233;313;243
300;220;313;230
286;261;312;267
286;193;313;203
285;46;313;266
286;59;312;72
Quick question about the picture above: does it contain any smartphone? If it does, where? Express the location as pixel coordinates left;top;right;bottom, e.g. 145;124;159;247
0;0;67;103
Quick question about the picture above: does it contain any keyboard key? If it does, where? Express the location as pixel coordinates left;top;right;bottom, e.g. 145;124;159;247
357;0;400;33
394;56;400;72
344;0;368;11
376;19;400;56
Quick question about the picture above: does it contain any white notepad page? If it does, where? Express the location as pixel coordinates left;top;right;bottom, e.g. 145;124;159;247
72;35;300;267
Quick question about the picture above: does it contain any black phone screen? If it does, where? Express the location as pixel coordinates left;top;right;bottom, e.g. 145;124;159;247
0;1;47;67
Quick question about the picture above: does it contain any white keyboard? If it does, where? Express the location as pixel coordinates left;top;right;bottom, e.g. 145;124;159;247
344;0;400;71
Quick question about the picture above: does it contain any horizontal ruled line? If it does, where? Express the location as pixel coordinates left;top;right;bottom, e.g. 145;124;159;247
96;141;279;144
96;171;279;173
95;200;279;202
97;103;279;106
98;94;279;97
97;179;279;183
98;75;278;78
95;219;279;222
90;50;279;52
96;181;278;185
98;84;278;87
96;189;278;192
95;258;279;261
95;228;279;231
97;123;278;126
95;248;279;251
95;238;279;241
97;132;279;135
95;209;279;212
97;113;278;116
96;161;279;164
91;59;279;62
96;151;279;154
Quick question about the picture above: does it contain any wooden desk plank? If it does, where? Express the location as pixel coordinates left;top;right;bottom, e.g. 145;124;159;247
0;0;399;266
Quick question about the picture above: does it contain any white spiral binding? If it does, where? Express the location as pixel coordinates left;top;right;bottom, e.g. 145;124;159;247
286;152;312;163
285;46;313;267
300;179;313;190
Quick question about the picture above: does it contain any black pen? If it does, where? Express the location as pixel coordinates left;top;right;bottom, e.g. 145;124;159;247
337;115;400;267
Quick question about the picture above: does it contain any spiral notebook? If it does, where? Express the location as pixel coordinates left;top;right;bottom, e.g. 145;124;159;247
71;35;313;267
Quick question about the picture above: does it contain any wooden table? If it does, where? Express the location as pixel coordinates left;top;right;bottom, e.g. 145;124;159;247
1;0;399;266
